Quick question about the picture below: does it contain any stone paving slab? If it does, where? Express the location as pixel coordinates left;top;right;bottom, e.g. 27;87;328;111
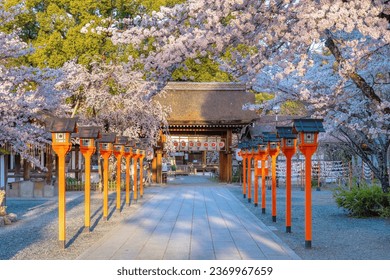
77;178;300;260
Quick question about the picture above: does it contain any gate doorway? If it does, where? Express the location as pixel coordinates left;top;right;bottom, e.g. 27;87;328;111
152;82;257;184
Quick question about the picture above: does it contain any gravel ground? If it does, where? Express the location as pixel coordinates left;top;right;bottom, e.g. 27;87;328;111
227;183;390;260
1;181;389;260
0;190;153;260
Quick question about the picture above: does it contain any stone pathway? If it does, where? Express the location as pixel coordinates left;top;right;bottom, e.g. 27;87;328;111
78;176;299;260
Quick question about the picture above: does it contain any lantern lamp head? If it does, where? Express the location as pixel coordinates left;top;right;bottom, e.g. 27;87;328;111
98;133;116;152
113;136;128;153
276;126;297;149
55;132;67;143
263;132;279;152
292;119;325;145
101;143;112;151
124;139;136;156
259;144;268;151
285;138;295;147
46;117;78;145
114;144;124;153
73;126;101;148
81;139;92;147
269;142;278;150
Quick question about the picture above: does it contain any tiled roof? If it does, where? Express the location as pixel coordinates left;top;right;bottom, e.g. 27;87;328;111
45;117;78;133
154;82;258;127
293;118;325;133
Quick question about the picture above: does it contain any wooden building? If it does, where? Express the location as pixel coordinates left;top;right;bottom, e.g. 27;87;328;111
153;82;258;183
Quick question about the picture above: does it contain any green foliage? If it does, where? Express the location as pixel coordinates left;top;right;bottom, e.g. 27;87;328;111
171;43;259;82
255;92;274;103
4;0;186;68
333;182;390;218
134;0;186;12
254;93;306;116
280;100;306;115
171;56;233;82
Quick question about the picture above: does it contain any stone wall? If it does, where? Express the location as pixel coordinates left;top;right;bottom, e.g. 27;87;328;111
6;180;54;198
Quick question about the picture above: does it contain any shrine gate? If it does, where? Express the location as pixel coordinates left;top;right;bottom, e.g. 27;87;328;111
152;82;258;183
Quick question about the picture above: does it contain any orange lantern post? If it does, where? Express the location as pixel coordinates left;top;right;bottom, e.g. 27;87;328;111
113;136;128;212
276;126;297;233
250;138;262;207
46;117;77;248
75;126;101;232
253;148;259;207
124;143;133;206
98;133;116;221
265;133;280;222
132;148;141;202
247;148;254;203
293;119;325;248
240;147;248;199
139;150;146;198
258;143;269;214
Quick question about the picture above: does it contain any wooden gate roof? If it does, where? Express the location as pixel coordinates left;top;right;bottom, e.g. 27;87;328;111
154;82;258;129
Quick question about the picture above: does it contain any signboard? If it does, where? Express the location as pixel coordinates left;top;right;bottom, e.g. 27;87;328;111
170;137;227;152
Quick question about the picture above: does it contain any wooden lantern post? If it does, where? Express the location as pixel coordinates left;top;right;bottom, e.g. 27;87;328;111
74;126;101;232
258;143;269;214
276;126;297;233
46;117;77;249
139;149;146;198
113;136;128;212
132;147;141;202
253;146;259;207
98;133;116;221
293;119;325;248
240;145;248;199
265;133;280;222
247;148;254;203
124;142;133;206
250;138;261;207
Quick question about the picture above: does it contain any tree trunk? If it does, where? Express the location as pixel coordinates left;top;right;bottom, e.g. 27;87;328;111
46;151;53;185
75;145;80;180
23;159;31;181
380;173;389;193
14;154;21;181
336;129;389;193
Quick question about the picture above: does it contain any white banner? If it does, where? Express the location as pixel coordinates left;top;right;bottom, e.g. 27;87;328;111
170;137;226;152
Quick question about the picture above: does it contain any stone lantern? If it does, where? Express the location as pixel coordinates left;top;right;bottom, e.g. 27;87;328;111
73;126;101;232
98;133;116;221
113;136;128;212
293;118;325;248
264;133;280;221
46;117;77;248
124;140;134;206
276;126;297;233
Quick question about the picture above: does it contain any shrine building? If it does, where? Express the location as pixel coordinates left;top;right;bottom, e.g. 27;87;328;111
152;82;258;183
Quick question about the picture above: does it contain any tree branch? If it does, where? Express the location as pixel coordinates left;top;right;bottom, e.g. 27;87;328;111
324;36;390;114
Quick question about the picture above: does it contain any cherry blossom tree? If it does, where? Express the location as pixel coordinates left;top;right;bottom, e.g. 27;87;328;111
60;61;169;146
1;1;69;166
247;1;390;192
91;0;389;191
